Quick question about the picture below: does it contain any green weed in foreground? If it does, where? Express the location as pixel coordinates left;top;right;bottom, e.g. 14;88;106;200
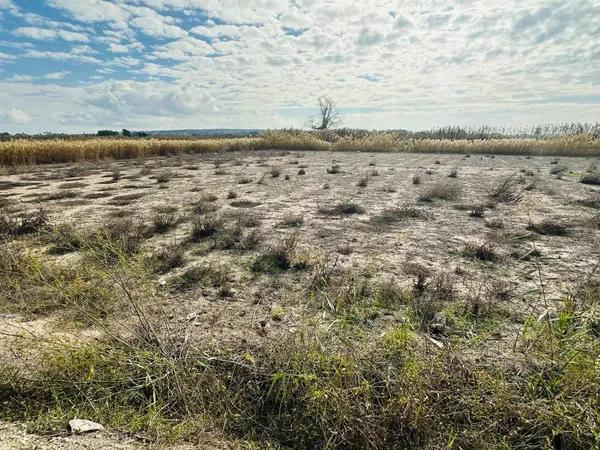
1;299;598;449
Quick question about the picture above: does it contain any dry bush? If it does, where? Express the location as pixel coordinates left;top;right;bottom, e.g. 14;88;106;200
0;209;48;237
252;232;310;272
189;215;223;242
488;174;524;205
580;173;600;185
357;175;369;187
418;180;461;202
462;242;499;262
527;220;568;236
151;212;177;234
154;171;172;184
278;214;304;228
318;201;365;216
327;164;341;174
152;242;186;274
168;263;231;292
371;206;428;224
577;195;600;209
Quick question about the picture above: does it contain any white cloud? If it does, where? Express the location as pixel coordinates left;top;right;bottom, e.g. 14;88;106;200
14;26;89;42
44;71;70;80
24;49;102;64
0;51;16;61
48;0;129;25
3;107;31;124
152;36;214;60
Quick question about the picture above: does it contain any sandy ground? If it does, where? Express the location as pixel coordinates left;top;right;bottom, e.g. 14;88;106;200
1;149;599;443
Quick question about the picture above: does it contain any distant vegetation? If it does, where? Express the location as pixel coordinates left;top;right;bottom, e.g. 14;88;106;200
0;123;599;166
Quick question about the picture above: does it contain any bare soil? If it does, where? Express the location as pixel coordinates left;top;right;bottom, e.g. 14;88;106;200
1;150;599;444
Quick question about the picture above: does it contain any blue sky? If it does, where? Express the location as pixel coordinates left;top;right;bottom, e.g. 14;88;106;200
0;0;598;133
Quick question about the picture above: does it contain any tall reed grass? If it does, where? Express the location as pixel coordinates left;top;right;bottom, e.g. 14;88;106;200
1;131;599;166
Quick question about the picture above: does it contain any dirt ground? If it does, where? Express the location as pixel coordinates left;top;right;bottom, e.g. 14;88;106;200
1;150;599;444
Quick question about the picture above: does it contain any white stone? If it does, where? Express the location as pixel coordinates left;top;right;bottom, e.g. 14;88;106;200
69;419;104;434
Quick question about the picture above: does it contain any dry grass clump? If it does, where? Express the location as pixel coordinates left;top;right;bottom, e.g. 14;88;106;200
580;173;600;185
327;164;341;174
357;175;369;187
151;212;177;234
371;206;428;224
0;209;48;237
252;232;311;272
278;214;304;228
550;165;568;175
418;180;461;202
189;215;223;242
526;219;568;236
151;242;186;274
318;201;365;216
40;190;80;201
90;218;148;260
488;174;524;205
168;263;231;293
577;195;600;209
154;171;173;184
42;223;84;254
462;241;499;262
0;239;144;317
230;200;261;208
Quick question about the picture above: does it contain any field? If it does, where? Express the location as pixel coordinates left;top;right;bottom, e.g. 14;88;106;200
0;147;599;449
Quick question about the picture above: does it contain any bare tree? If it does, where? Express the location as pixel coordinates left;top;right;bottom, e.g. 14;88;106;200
307;95;341;130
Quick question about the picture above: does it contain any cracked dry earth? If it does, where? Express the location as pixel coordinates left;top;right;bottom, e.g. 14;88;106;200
1;149;599;445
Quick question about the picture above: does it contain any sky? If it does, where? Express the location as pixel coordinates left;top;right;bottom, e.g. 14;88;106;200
0;0;598;133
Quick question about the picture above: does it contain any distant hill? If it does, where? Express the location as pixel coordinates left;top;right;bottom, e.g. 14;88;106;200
144;129;261;137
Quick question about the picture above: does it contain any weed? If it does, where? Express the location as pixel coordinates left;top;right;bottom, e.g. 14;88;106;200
462;242;498;262
371;206;428;224
0;209;48;237
152;213;177;234
318;201;365;216
580;173;600;185
189;215;222;242
527;220;568;236
278;214;304;228
418;180;461;202
152;242;186;273
488;174;523;205
327;164;341;174
155;171;172;184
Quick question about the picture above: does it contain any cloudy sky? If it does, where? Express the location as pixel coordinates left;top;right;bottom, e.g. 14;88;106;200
0;0;598;133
